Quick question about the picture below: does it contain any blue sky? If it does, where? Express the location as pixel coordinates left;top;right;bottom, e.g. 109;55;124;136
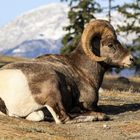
0;0;60;26
0;0;132;27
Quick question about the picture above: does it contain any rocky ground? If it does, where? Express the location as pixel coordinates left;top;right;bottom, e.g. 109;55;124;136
0;76;140;140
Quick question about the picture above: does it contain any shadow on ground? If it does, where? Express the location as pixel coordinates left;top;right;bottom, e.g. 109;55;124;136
100;103;140;115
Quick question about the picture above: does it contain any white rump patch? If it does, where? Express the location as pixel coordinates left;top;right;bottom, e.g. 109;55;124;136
0;69;42;117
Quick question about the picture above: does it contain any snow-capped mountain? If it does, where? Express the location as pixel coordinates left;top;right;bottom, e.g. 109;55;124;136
0;3;69;58
0;3;137;58
1;39;62;58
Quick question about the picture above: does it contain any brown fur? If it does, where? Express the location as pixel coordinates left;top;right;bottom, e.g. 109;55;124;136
0;98;7;114
1;20;134;123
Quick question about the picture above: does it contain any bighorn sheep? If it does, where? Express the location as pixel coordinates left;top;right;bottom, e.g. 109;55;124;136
0;20;134;124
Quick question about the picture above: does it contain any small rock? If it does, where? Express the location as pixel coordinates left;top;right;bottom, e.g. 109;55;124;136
99;88;104;93
103;124;110;129
103;124;107;128
117;76;130;84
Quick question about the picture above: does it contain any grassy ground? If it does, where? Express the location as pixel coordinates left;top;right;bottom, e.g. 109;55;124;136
0;75;140;140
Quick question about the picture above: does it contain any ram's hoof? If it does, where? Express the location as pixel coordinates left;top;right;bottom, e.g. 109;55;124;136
84;112;110;121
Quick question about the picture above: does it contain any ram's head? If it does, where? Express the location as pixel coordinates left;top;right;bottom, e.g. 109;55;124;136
81;19;134;68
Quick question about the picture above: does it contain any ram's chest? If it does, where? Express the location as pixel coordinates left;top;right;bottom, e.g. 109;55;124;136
0;69;42;117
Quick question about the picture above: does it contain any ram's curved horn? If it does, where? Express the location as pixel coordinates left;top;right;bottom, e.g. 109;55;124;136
81;19;116;62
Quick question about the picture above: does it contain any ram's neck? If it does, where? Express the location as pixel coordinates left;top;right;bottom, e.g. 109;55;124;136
68;44;107;90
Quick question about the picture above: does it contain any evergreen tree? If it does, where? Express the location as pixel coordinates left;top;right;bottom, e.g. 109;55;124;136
61;0;101;54
117;0;140;70
108;0;112;23
107;0;118;23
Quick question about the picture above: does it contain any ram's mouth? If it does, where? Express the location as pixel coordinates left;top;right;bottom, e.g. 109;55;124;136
122;63;133;68
121;54;134;68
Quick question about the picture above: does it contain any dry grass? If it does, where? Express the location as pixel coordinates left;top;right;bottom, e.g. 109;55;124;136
102;75;140;93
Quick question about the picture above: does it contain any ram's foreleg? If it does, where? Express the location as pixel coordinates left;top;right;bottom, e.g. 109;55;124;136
66;112;109;124
45;103;70;124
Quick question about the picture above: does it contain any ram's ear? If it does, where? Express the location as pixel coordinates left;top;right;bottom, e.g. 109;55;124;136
91;36;101;57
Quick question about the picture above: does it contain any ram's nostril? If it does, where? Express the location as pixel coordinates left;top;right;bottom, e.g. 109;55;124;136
130;57;134;63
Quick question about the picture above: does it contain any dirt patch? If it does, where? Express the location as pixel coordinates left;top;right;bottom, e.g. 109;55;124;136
0;76;140;140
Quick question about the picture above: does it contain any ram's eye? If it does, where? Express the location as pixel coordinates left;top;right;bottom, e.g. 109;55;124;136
108;43;116;53
108;43;113;48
